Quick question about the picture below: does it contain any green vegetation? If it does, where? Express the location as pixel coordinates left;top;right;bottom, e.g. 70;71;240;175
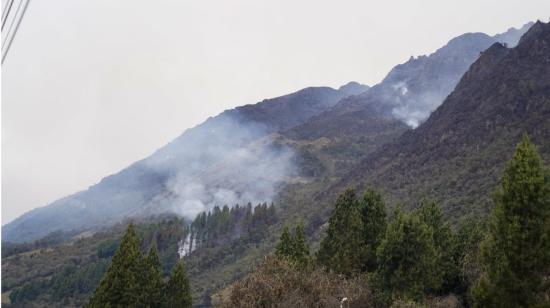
3;202;279;307
189;202;276;249
361;188;388;272
473;136;550;307
3;138;549;307
316;187;388;275
165;260;192;308
275;223;310;265
316;188;366;275
223;137;550;307
87;224;192;307
3;217;186;307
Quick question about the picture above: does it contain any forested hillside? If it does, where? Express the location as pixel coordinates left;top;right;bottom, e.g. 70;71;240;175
220;136;549;307
2;21;547;308
3;22;531;244
333;20;550;219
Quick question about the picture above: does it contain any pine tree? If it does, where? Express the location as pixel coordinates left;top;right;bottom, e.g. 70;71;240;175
453;216;486;300
374;208;439;304
473;136;550;307
291;223;310;266
164;259;192;308
317;188;365;275
360;188;387;272
275;226;294;258
416;200;455;293
87;223;144;307
276;223;310;266
142;245;164;307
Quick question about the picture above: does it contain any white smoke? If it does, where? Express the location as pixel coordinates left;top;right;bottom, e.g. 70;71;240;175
145;114;295;220
392;81;408;96
389;81;449;128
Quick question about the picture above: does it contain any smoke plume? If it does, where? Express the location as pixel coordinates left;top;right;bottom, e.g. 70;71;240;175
145;113;296;219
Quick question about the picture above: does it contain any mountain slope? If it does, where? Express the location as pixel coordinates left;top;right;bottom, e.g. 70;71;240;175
312;22;533;131
3;87;350;243
2;21;546;307
334;21;550;219
3;22;533;243
270;23;533;205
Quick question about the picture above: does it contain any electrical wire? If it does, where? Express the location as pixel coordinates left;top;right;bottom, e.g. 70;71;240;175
2;0;30;64
2;0;23;48
1;0;15;30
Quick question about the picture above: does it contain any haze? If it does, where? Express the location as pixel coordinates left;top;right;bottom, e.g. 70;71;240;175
2;0;549;224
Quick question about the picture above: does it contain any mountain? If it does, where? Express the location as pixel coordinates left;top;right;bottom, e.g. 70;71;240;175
338;81;370;95
270;23;534;208
3;21;546;307
332;20;550;219
3;87;350;243
3;22;533;244
493;21;535;47
278;23;533;153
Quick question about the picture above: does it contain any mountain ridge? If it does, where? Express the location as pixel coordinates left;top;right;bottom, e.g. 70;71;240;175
2;86;350;243
3;22;535;243
328;20;550;218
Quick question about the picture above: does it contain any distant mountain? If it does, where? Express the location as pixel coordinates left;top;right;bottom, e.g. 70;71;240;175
3;87;351;243
3;21;547;307
3;22;534;244
493;21;534;47
273;23;533;194
280;22;533;153
338;81;370;96
333;20;550;219
355;22;533;128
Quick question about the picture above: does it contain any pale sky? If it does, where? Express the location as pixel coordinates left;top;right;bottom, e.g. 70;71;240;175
2;0;549;224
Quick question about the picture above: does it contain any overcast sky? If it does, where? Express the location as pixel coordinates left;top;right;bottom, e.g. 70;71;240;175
2;0;549;224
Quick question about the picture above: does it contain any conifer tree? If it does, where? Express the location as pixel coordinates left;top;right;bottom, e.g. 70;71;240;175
87;223;144;307
416;200;455;293
374;209;439;304
276;224;311;266
142;245;164;307
275;226;294;258
453;216;486;300
291;223;310;266
317;188;365;275
164;259;192;308
473;136;550;307
360;188;387;272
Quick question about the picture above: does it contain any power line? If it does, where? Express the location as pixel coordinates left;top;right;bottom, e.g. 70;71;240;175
1;0;15;30
2;0;30;64
2;0;23;48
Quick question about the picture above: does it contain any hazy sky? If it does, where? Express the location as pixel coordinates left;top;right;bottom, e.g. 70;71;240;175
2;0;549;224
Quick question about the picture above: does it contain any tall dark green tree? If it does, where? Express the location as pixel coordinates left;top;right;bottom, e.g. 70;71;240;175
416;200;456;293
87;223;144;307
453;216;486;302
360;188;387;272
142;245;164;307
275;226;293;258
317;188;365;275
374;208;439;304
473;136;550;307
291;223;310;265
164;259;192;308
276;224;310;266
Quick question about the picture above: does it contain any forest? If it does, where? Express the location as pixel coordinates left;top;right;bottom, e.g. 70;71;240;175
18;135;546;307
218;136;550;307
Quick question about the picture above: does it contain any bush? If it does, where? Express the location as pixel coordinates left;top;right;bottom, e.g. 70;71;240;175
218;255;371;308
